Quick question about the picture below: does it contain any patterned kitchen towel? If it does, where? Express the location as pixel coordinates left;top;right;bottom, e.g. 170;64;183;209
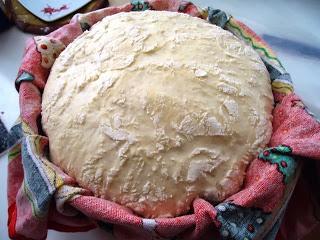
0;118;10;154
7;0;320;240
0;117;23;156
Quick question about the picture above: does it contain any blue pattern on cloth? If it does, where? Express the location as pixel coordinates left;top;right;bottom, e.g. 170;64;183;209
0;118;10;154
0;119;23;154
262;59;292;83
15;71;34;90
258;146;297;184
216;203;271;240
208;8;231;28
131;0;151;11
21;137;53;217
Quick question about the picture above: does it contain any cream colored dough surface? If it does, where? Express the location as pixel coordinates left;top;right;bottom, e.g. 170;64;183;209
42;11;273;218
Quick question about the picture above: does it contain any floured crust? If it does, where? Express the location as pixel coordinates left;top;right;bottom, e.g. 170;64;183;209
42;11;274;218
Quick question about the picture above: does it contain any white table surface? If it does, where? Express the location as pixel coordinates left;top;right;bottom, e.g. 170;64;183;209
1;0;320;239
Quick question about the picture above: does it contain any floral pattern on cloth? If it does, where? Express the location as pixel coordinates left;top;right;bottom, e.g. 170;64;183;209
7;0;320;240
258;146;297;184
216;203;271;240
34;36;66;69
131;0;151;11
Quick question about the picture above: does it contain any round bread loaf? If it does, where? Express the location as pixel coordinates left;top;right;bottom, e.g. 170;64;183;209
42;11;273;218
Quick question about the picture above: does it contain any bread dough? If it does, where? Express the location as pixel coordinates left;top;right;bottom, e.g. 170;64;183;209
42;11;273;218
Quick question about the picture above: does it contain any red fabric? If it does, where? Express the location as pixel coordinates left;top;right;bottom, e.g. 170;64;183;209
7;148;24;207
70;3;133;26
48;204;97;232
147;0;180;11
19;83;42;133
271;94;320;159
48;21;83;46
228;159;285;212
7;1;320;240
8;203;18;239
17;42;48;91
